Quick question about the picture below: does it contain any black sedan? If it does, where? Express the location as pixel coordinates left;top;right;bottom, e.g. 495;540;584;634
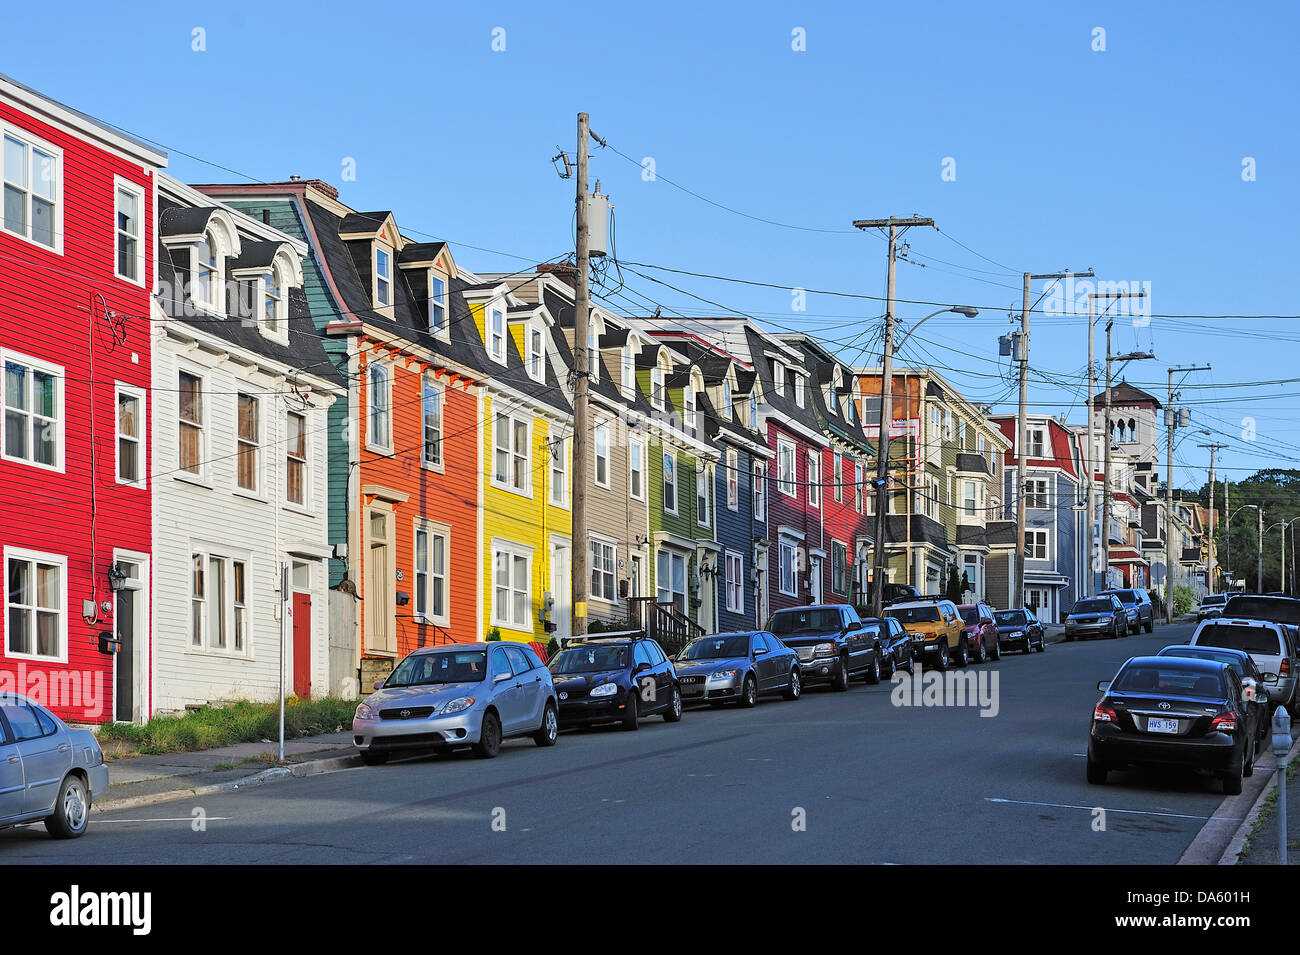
863;615;915;677
548;637;683;730
1088;656;1259;795
1065;596;1127;641
994;608;1045;652
1155;644;1271;746
675;632;801;707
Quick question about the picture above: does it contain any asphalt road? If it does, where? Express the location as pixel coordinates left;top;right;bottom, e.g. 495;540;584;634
5;623;1230;865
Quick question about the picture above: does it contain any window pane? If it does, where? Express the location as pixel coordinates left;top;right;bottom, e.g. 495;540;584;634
208;558;225;648
8;557;30;607
8;606;30;654
35;562;59;610
32;150;54;200
4;136;26;187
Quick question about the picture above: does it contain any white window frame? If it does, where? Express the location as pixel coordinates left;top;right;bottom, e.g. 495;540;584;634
191;228;225;317
527;323;546;383
421;374;444;470
188;548;252;656
374;245;393;308
1026;425;1047;459
777;438;797;498
662;449;678;515
114;383;146;488
176;366;206;480
594;421;611;489
590;535;617;605
428;271;449;338
697;462;711;528
366;361;392;453
779;540;797;597
235;392;261;494
753;461;766;521
963;479;978;517
833;453;842;503
1;349;64;472
3;547;67;663
1026;529;1050;561
831;540;849;597
621;345;635;397
113;176;145;286
854;462;863;514
491;541;533;631
795;376;806;409
1026;478;1049;510
651;359;667;410
1;124;62;253
807;450;821;508
492;412;531;495
720;380;732;419
285;409;309;508
684;385;697;431
549;434;570;508
726;448;739;510
413;520;450;627
587;325;600;384
725;551;744;613
773;361;786;395
258;262;289;344
629;436;645;502
488;305;507;364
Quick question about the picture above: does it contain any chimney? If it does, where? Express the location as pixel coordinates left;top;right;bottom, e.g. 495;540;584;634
536;262;577;288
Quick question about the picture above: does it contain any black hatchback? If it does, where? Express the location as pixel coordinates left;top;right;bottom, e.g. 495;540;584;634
1088;656;1258;795
548;637;683;730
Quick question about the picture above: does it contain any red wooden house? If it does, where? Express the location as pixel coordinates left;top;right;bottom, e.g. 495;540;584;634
0;74;166;724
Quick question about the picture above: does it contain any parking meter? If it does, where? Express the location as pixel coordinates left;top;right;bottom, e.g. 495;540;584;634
1273;706;1292;757
1273;706;1292;865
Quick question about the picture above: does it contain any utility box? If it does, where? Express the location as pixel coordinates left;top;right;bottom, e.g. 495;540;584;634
585;191;610;257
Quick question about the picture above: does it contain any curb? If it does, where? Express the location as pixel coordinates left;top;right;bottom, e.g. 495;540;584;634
92;752;363;813
1214;734;1300;865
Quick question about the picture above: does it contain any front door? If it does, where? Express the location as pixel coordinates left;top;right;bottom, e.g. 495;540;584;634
367;511;395;655
550;541;571;641
293;592;312;699
112;556;146;723
809;556;823;604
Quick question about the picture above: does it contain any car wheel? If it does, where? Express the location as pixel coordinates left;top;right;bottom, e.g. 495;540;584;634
881;653;895;680
533;702;559;746
1145;619;1154;634
990;640;1001;661
739;674;758;708
359;749;389;766
1244;734;1256;778
622;691;640;730
865;651;881;685
472;710;502;758
904;652;916;675
783;667;802;700
1086;755;1108;785
955;640;969;668
44;774;90;839
975;640;987;665
1223;752;1244;795
1036;634;1046;652
832;655;850;691
662;682;683;722
934;642;950;671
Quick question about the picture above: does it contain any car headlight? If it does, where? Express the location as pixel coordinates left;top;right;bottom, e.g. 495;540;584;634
355;702;376;721
1007;630;1024;638
1099;614;1113;622
589;682;619;698
709;669;739;681
814;642;836;657
441;697;475;714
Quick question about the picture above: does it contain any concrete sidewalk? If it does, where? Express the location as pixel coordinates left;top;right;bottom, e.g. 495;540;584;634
95;731;360;811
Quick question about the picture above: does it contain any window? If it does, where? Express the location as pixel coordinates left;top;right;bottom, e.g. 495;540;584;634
656;549;687;616
587;325;600;383
115;385;144;486
429;274;448;335
753;462;766;521
963;480;978;517
777;438;796;498
375;247;392;307
1026;478;1049;509
5;549;65;660
236;394;260;492
1026;530;1049;560
833;454;843;503
1026;426;1047;459
749;390;758;427
367;363;391;451
795;376;805;408
549;436;569;507
286;411;307;506
854;462;863;513
421;376;443;468
832;541;849;596
261;264;285;339
177;370;203;475
594;422;610;488
591;538;616;603
773;361;786;395
663;451;677;513
193;231;220;312
115;180;144;283
726;449;739;510
651;360;666;409
493;413;530;493
528;326;545;382
629;437;644;501
684;386;697;431
2;129;59;249
492;544;532;630
779;541;797;596
697;464;710;527
489;307;506;362
721;380;732;419
414;524;448;624
621;346;634;395
232;561;247;652
190;552;249;653
3;353;61;469
725;552;744;613
807;451;821;507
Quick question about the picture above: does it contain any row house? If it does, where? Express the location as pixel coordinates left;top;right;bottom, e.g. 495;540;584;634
987;414;1087;622
0;75;166;725
1090;382;1161;594
150;176;342;713
198;181;487;691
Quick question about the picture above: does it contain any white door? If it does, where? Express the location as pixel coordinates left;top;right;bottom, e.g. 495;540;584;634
809;556;823;604
550;541;570;641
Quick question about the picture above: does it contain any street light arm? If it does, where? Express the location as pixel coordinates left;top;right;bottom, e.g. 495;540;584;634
895;306;978;350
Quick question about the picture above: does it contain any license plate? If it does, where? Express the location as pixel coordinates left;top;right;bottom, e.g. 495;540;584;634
1147;717;1179;734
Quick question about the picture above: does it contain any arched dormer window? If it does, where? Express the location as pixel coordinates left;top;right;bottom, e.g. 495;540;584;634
721;378;732;419
652;352;670;410
621;343;635;396
193;229;220;312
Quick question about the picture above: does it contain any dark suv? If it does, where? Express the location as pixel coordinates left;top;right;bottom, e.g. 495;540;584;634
766;604;883;690
1099;588;1154;633
548;636;683;730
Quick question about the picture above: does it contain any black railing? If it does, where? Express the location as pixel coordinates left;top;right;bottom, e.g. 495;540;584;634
628;597;703;655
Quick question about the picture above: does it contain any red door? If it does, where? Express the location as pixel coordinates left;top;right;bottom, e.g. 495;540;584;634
293;592;312;699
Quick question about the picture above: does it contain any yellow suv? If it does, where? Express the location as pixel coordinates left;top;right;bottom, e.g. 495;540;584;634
884;599;967;670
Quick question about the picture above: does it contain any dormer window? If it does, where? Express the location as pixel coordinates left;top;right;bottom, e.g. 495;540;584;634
721;380;732;419
795;376;805;408
262;264;283;336
652;354;669;410
749;390;757;427
828;377;837;410
684;386;697;430
587;325;599;383
489;306;506;362
429;273;448;336
194;231;219;311
773;361;786;395
527;325;545;382
621;345;634;396
375;247;392;307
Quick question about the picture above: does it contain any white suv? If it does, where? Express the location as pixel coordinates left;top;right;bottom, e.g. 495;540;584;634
1190;617;1299;715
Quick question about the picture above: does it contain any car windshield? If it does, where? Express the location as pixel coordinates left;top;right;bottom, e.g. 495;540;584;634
1195;624;1284;656
550;644;630;674
1106;590;1137;603
679;634;752;660
1159;647;1246;678
768;609;841;635
1072;600;1114;614
959;608;980;625
1223;596;1300;626
1201;595;1227;606
386;650;488;686
1111;664;1225;699
886;606;941;624
995;611;1027;626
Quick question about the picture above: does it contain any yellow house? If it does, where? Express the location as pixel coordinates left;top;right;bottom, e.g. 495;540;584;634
462;281;572;644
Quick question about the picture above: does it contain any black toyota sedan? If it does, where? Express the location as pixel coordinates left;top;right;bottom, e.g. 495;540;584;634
675;631;801;707
548;636;683;730
994;607;1045;653
1088;656;1259;795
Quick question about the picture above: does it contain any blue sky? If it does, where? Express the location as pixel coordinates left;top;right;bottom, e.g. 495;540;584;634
9;0;1297;488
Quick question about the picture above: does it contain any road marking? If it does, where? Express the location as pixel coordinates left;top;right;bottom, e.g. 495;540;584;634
96;816;233;823
985;797;1240;821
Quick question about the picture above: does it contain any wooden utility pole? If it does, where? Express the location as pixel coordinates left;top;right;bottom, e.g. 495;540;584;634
1100;317;1154;597
853;216;934;616
1165;363;1209;621
1198;442;1227;594
572;112;592;637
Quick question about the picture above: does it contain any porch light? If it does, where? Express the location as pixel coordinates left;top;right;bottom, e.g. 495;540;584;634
108;562;128;592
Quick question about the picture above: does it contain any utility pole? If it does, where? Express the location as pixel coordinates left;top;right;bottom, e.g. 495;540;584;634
1014;269;1092;610
572;112;593;638
1164;363;1210;621
1198;442;1227;594
1258;507;1265;592
1224;478;1232;589
853;216;935;616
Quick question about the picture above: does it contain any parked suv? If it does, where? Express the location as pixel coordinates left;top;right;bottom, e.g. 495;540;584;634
1190;617;1299;716
884;598;967;670
548;636;683;730
994;607;1046;653
1099;588;1155;633
766;604;883;690
958;603;1001;663
1221;594;1300;628
1197;592;1237;622
1064;595;1127;640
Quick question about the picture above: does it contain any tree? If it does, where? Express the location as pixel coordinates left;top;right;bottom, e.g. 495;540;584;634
1195;469;1300;593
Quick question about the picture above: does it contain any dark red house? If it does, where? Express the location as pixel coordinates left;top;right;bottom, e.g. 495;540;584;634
0;74;166;724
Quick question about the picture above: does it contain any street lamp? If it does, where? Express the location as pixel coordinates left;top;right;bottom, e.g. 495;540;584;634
1264;519;1300;596
1228;504;1261;592
869;305;978;614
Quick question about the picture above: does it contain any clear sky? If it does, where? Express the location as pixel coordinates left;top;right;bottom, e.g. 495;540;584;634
9;0;1297;489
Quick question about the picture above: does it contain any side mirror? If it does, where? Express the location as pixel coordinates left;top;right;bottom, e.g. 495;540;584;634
373;680;385;691
1097;680;1111;692
493;671;512;684
754;647;767;656
633;662;650;674
1263;672;1280;684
